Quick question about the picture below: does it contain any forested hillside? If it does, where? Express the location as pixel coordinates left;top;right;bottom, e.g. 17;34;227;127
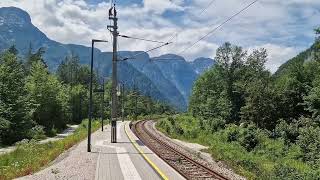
158;28;320;179
0;47;173;146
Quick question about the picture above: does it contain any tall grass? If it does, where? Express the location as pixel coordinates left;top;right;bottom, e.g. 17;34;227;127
0;119;101;180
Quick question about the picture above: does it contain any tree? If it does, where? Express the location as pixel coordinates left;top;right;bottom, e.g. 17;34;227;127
274;61;310;121
8;45;18;55
26;61;69;135
215;42;247;123
240;79;278;129
25;47;47;73
239;49;279;129
56;54;96;123
315;27;320;61
304;74;320;122
189;67;231;122
69;84;88;123
0;52;34;144
57;54;93;87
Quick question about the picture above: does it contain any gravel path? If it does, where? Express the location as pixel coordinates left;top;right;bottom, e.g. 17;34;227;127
16;126;107;180
0;125;79;155
151;120;246;180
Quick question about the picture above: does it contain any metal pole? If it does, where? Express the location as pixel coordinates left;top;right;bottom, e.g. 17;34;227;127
87;40;94;152
122;83;125;122
101;78;105;131
110;6;118;143
135;86;138;121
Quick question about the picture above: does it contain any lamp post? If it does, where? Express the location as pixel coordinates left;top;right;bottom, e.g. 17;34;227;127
88;39;108;153
116;84;121;122
121;83;125;122
117;83;125;122
101;78;105;132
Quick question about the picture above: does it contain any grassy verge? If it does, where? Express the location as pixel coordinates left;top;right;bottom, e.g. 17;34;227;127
0;119;101;180
156;115;319;180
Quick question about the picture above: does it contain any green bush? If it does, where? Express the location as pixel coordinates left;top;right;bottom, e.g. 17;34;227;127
274;119;299;144
223;124;260;151
238;124;260;152
225;124;240;142
297;126;320;164
27;125;46;140
272;164;304;180
46;128;58;137
208;117;226;132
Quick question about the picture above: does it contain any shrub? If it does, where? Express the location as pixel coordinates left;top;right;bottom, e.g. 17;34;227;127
274;119;299;144
157;119;171;135
174;125;184;135
208;117;226;132
272;164;304;180
46;128;57;137
238;124;260;152
297;126;320;164
225;124;240;142
168;116;175;126
27;125;46;140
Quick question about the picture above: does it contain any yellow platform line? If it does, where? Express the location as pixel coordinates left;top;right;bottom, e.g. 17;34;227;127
124;122;169;180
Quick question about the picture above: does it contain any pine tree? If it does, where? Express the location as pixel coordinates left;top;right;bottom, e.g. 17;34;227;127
0;52;34;144
8;45;18;55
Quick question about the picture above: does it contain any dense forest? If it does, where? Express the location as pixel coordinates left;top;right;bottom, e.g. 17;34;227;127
0;46;172;146
158;27;320;179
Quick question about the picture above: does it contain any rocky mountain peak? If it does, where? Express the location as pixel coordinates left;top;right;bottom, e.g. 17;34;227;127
0;7;31;27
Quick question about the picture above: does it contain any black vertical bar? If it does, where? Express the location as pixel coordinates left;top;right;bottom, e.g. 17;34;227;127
88;40;94;152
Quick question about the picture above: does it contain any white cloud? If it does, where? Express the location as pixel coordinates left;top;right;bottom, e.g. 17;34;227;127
143;0;183;14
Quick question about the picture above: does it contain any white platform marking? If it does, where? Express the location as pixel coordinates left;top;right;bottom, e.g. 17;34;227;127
117;121;123;140
95;140;142;180
116;146;142;180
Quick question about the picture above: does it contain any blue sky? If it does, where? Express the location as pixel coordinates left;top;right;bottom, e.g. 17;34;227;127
0;0;319;72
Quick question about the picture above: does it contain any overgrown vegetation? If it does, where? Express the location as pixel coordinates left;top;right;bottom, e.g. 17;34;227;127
157;115;320;179
158;28;320;179
0;119;100;180
0;47;99;145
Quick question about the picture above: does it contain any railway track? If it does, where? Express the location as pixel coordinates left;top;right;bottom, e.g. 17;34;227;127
132;120;228;180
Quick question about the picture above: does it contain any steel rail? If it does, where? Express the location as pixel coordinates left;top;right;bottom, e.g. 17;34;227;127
132;120;228;180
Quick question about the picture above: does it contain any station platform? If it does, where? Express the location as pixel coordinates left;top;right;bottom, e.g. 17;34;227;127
92;121;184;180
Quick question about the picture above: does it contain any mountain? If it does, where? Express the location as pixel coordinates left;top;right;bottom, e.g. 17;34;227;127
190;57;216;74
0;7;215;111
151;54;198;102
121;52;187;108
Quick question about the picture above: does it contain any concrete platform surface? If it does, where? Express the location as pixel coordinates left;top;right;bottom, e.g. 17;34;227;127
16;121;184;180
92;121;185;180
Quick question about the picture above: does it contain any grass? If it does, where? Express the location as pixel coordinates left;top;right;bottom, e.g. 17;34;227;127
0;119;101;180
156;115;319;180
